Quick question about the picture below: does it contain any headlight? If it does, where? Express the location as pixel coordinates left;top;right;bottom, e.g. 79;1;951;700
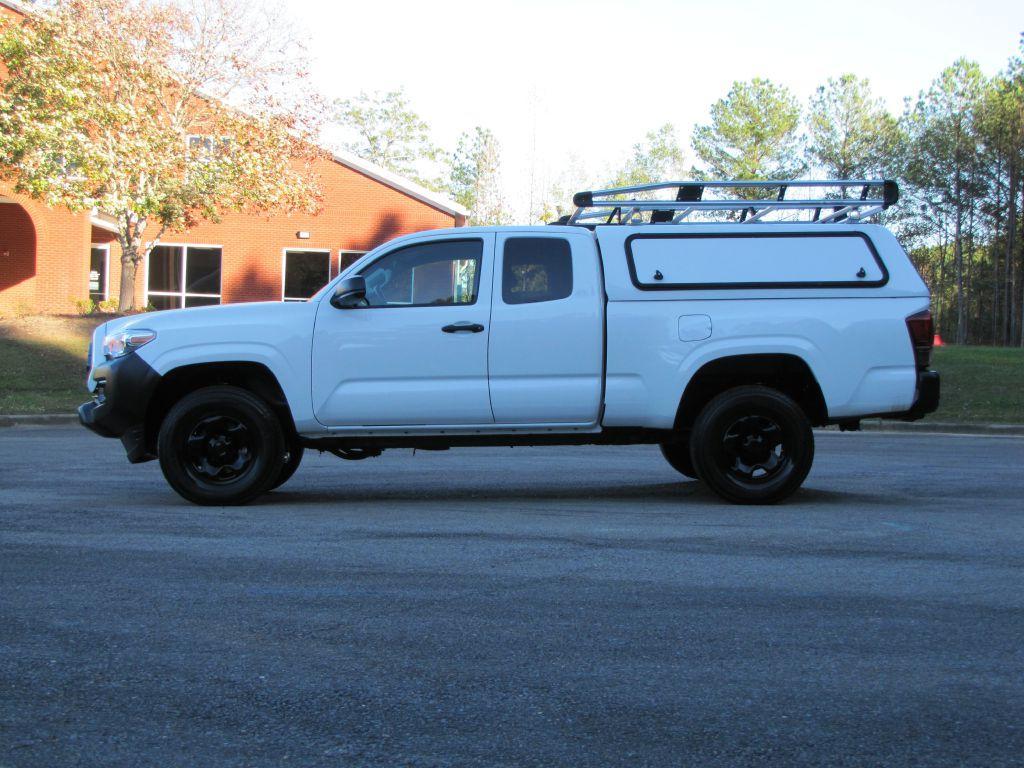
102;329;156;359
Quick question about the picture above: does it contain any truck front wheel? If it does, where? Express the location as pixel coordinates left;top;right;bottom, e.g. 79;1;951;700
689;385;814;504
157;385;285;506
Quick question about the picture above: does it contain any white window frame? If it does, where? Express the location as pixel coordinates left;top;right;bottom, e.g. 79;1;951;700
89;243;110;301
281;248;331;302
144;242;223;309
338;250;367;276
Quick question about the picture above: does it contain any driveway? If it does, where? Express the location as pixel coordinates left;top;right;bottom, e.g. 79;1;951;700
1;426;1022;767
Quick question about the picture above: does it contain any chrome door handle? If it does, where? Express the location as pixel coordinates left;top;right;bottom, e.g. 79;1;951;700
442;322;485;333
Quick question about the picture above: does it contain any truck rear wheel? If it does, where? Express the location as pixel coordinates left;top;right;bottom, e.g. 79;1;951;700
689;385;813;504
660;439;697;479
157;385;285;506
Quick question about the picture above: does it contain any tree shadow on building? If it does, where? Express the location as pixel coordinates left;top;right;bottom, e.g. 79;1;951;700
0;202;37;293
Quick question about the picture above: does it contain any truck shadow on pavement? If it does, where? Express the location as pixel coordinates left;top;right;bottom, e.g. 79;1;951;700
241;481;881;509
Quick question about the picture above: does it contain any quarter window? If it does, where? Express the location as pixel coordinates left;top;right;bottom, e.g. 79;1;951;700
284;249;331;301
359;239;481;307
147;245;222;310
502;237;573;305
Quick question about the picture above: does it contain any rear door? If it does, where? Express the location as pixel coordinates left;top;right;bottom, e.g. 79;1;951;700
487;232;604;424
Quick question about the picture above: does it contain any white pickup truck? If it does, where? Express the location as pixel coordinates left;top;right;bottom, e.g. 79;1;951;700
80;179;939;506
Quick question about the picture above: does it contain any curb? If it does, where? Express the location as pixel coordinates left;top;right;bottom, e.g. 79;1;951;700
0;414;80;428
823;420;1024;437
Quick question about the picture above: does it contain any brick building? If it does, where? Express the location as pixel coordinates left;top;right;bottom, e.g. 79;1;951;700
0;0;466;316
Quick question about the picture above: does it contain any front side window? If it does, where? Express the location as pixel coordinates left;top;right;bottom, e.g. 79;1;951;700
359;239;481;308
284;250;331;301
502;237;573;305
148;245;222;309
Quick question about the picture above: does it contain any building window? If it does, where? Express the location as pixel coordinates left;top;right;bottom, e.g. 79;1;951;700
283;249;331;301
502;237;573;305
338;250;366;274
186;135;230;158
89;245;109;301
147;244;222;310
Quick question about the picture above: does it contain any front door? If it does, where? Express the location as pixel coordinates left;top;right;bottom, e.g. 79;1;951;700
312;235;495;427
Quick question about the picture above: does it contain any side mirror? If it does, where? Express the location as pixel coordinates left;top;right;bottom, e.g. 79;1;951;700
330;276;366;309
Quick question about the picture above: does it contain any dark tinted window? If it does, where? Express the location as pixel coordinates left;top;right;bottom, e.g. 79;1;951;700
185;247;222;295
89;247;107;299
360;240;481;307
148;294;179;311
502;238;572;305
148;246;182;293
284;250;330;300
148;245;221;310
339;251;365;272
184;295;220;308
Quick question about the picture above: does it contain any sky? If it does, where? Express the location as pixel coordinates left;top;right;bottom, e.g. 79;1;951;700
281;0;1024;219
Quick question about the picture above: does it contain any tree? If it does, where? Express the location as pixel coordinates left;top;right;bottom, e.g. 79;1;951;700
608;123;685;188
691;78;806;189
447;126;509;226
807;74;900;179
334;88;442;188
902;60;989;343
0;0;322;311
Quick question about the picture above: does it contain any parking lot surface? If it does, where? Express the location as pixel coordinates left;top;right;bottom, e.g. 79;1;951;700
1;426;1023;767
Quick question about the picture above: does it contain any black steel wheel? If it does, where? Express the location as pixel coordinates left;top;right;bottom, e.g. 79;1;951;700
157;385;284;505
660;439;697;479
689;385;814;504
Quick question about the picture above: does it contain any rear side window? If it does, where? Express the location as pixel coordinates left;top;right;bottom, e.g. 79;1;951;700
626;232;888;290
502;238;573;305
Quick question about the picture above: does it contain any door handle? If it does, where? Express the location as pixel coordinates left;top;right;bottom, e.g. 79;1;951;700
442;322;485;333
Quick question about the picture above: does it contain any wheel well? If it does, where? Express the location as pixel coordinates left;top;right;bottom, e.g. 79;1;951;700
144;362;295;453
674;354;827;430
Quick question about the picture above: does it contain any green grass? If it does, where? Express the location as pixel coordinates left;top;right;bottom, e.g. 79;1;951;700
0;316;98;415
931;345;1024;424
2;316;1023;424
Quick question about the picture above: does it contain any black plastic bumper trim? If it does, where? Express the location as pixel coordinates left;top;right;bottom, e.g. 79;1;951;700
78;353;162;461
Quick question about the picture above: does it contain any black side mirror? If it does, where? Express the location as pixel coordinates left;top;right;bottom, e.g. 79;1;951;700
330;276;367;309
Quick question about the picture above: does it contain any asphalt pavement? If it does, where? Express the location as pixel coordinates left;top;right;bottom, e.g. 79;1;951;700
1;426;1022;767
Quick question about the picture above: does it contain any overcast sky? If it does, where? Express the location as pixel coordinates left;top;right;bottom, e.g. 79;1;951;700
282;0;1023;218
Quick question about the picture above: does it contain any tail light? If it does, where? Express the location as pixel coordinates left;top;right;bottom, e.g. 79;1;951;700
906;310;934;370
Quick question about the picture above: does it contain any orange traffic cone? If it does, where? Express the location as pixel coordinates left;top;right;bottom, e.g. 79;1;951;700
933;334;944;347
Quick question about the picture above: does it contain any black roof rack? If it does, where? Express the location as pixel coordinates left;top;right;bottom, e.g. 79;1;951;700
567;179;898;226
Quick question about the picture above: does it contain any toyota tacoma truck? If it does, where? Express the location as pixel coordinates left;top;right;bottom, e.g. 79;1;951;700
79;179;939;505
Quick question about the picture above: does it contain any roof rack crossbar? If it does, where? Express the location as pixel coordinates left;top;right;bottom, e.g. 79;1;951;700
567;179;899;225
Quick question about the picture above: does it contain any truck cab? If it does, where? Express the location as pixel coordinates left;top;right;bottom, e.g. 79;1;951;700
80;179;939;506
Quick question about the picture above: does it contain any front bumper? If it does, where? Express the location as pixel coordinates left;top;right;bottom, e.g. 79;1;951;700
79;353;162;462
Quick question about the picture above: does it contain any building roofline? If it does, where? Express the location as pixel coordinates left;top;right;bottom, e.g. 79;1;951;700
0;0;468;224
329;148;468;222
0;0;31;16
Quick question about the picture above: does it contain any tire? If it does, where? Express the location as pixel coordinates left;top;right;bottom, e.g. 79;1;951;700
660;439;697;479
157;385;285;506
689;385;814;505
269;437;304;490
